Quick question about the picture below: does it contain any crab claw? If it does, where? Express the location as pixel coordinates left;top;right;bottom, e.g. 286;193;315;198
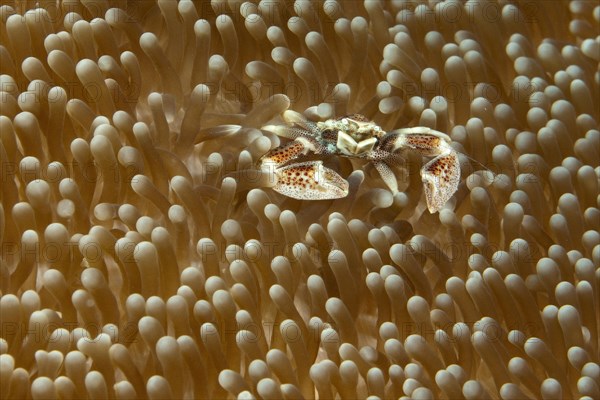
271;161;349;200
421;150;461;213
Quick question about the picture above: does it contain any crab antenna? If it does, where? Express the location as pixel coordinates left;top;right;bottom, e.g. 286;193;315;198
458;152;499;179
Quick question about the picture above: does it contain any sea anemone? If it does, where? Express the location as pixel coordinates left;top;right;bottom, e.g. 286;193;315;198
0;0;598;399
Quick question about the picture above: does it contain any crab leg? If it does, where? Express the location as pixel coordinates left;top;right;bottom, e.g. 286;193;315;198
372;160;399;195
259;139;349;200
383;129;461;212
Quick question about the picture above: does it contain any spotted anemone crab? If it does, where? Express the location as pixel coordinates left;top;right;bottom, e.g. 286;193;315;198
260;112;461;213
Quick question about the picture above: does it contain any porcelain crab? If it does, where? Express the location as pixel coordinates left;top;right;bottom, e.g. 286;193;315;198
260;112;460;213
